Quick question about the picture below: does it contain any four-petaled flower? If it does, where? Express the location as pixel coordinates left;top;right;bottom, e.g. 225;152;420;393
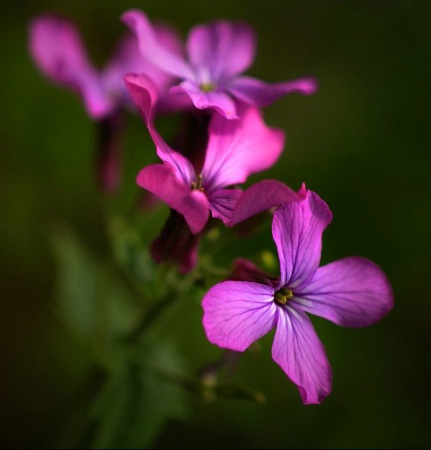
202;190;394;404
125;74;304;234
122;9;318;119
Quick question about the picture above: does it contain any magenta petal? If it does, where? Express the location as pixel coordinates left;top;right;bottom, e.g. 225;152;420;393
186;21;256;82
29;15;112;119
102;32;175;105
102;34;143;101
207;188;242;224
229;180;307;226
202;281;277;351
227;76;318;107
124;74;195;184
137;164;209;234
202;107;285;191
273;191;333;289
293;256;394;328
170;82;239;119
272;306;332;404
121;10;194;80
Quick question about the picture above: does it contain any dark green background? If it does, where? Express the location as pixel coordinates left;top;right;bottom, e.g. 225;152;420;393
1;0;429;448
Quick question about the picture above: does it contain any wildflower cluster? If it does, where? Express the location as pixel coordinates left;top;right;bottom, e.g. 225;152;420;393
30;9;393;409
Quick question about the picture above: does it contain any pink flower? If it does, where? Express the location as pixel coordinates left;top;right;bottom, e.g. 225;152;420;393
29;14;182;119
122;10;317;119
125;74;303;234
202;191;394;404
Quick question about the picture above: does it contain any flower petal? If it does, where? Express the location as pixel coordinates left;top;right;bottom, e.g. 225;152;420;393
293;256;394;328
272;190;333;289
202;106;285;192
229;180;307;226
207;188;242;224
186;21;256;83
101;34;143;106
227;76;318;107
137;164;209;234
170;82;239;119
121;9;194;80
202;281;277;351
124;74;195;184
272;306;332;404
29;14;112;118
102;30;177;106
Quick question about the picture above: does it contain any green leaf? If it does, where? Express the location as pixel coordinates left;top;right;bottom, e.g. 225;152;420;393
108;216;155;288
89;341;188;449
51;227;102;340
51;227;142;353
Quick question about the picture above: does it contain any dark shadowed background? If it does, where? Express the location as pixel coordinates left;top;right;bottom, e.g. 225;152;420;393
1;0;430;448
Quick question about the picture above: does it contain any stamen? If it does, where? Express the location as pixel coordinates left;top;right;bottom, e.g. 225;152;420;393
274;288;293;305
191;174;204;191
280;288;293;299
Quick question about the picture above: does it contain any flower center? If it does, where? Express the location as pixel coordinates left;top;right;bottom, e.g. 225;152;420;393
200;82;216;93
274;287;293;305
191;174;204;191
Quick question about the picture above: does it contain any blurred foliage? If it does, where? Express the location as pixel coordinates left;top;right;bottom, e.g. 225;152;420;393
1;0;430;449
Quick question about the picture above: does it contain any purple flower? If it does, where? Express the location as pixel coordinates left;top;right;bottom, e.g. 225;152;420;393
202;191;394;404
122;10;318;119
125;74;304;234
29;14;182;119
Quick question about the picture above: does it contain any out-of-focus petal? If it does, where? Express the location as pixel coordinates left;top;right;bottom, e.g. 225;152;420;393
122;9;194;80
102;33;173;104
137;164;209;234
293;256;394;328
102;34;143;102
227;76;318;107
202;106;284;191
29;14;112;118
273;191;333;289
229;180;307;226
207;188;242;224
202;281;277;351
156;87;194;114
186;21;256;83
272;306;332;404
170;82;239;119
124;74;195;184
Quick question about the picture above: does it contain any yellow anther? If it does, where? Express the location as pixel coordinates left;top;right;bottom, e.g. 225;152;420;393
274;288;294;305
192;174;204;191
280;288;293;299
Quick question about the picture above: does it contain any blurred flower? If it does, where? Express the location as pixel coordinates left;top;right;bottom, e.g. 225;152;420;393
29;14;182;119
202;190;394;404
29;14;186;193
122;9;317;119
